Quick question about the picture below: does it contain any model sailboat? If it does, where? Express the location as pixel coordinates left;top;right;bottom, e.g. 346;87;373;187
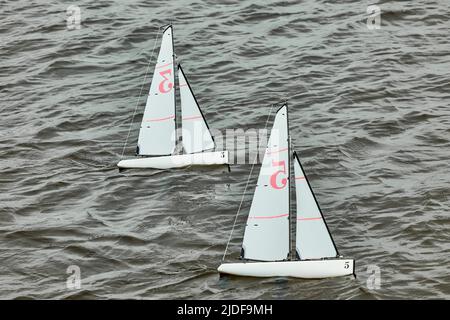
118;25;228;169
218;104;354;278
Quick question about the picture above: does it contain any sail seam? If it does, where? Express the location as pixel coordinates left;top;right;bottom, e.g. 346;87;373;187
144;115;175;122
266;147;289;155
155;61;172;69
248;214;289;220
182;115;203;121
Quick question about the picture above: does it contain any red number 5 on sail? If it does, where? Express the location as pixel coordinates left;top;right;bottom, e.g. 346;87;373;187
158;69;173;93
270;160;288;189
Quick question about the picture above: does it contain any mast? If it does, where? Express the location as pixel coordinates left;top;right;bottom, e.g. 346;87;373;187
172;24;179;151
286;102;294;261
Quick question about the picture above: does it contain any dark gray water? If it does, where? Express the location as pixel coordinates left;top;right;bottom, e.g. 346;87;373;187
1;0;449;299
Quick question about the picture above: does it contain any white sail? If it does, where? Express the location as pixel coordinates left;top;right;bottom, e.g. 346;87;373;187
178;65;215;154
137;25;176;156
241;105;290;261
294;152;338;260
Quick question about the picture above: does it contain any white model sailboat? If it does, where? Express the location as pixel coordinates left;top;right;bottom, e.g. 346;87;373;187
118;25;228;169
218;104;354;278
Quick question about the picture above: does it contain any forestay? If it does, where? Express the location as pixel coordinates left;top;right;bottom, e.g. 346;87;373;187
178;65;215;154
242;105;290;261
294;152;338;260
137;26;176;156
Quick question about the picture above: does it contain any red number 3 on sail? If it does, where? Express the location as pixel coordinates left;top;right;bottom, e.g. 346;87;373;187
158;69;173;93
270;160;288;189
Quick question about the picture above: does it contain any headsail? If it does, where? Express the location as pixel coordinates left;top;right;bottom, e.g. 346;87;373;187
293;152;338;260
137;25;176;156
241;105;290;261
178;65;215;154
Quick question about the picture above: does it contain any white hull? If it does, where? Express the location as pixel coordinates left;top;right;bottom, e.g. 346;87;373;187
218;259;354;279
117;150;228;170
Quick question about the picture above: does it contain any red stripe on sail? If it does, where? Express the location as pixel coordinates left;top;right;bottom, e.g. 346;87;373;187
295;176;305;180
145;115;175;122
248;213;289;220
182;115;202;121
297;217;322;221
156;62;173;69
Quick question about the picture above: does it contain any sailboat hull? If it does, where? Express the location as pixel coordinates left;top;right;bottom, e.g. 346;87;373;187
218;259;354;279
117;150;228;169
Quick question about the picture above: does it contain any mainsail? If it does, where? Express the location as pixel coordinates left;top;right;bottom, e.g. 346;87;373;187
137;25;176;156
178;65;215;154
294;152;338;260
241;105;290;261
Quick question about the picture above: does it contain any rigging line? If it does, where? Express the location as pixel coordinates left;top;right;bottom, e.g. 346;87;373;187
119;26;162;160
221;102;276;263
